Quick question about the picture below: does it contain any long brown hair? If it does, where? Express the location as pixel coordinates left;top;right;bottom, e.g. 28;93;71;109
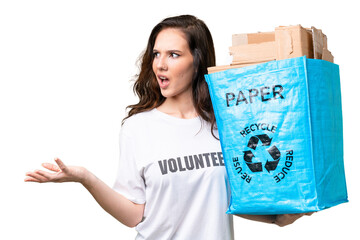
123;15;217;137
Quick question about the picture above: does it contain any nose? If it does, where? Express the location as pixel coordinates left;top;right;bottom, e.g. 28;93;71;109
155;55;168;71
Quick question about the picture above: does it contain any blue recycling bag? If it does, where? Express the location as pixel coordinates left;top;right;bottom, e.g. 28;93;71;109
205;56;348;214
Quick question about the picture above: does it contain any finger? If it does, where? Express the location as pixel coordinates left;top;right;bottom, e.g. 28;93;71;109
35;169;55;180
305;212;314;216
54;158;68;173
295;214;304;220
286;213;304;219
293;213;305;217
275;213;304;227
42;163;61;172
288;213;304;216
25;171;49;183
24;176;41;183
290;213;305;221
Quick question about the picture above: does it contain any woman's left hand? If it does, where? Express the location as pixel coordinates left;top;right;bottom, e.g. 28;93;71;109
274;212;313;227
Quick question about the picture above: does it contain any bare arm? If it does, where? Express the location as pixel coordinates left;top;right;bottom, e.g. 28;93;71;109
25;158;144;228
237;213;313;227
237;214;276;224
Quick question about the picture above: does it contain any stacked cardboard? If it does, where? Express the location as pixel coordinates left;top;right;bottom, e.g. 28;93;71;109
208;25;333;74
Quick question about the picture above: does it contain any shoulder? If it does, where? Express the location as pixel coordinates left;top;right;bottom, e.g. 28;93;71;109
121;109;156;135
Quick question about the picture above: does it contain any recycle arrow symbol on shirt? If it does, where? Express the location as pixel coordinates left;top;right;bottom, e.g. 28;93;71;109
243;134;281;173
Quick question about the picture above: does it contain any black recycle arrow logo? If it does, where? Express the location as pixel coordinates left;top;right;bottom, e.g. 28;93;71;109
243;134;281;173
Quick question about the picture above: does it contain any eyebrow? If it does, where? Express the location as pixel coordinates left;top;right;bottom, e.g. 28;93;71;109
152;49;183;54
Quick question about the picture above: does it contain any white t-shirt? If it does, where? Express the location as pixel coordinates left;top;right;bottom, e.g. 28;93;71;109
113;108;234;240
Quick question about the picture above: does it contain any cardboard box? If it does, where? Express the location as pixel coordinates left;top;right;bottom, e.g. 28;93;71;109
232;31;275;46
230;41;276;64
208;25;334;74
275;25;314;60
208;61;268;74
311;26;334;62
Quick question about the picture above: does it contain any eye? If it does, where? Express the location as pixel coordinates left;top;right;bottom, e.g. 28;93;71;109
170;52;180;58
153;51;160;58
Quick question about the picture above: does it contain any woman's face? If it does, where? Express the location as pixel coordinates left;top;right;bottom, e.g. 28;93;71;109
152;28;195;100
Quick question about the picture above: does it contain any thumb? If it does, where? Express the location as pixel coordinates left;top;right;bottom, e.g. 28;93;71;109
54;158;68;173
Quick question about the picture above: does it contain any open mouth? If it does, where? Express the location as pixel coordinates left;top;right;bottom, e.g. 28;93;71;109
158;75;170;88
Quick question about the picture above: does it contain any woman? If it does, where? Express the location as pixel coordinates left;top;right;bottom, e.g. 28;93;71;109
25;15;308;239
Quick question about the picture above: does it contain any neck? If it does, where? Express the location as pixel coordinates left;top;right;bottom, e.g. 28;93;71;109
157;93;197;119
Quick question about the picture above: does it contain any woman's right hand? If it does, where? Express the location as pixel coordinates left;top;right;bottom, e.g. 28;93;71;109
25;158;87;184
25;157;145;227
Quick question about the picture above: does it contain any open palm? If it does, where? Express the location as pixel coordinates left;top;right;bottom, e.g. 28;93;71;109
25;158;85;183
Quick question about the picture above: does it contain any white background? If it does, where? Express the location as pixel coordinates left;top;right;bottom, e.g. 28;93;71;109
1;0;358;239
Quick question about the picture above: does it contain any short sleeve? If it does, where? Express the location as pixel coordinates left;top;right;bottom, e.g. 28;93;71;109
113;127;146;204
